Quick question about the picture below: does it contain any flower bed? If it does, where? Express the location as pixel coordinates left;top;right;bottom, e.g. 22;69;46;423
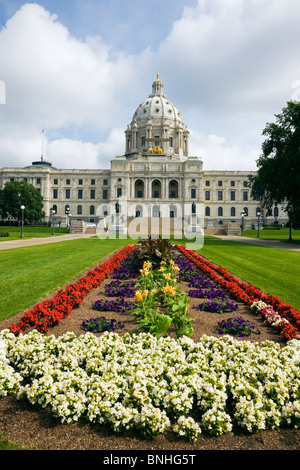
1;240;300;442
2;328;300;441
176;244;300;341
9;245;137;336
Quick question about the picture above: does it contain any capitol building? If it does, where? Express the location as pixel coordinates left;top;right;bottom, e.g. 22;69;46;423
0;75;287;236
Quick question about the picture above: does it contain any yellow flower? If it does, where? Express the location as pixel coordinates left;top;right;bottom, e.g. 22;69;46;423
163;273;172;281
135;289;148;302
162;284;177;296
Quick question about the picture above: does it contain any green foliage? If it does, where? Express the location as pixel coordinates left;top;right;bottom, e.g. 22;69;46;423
138;235;172;266
131;259;194;339
0;180;45;223
249;101;300;227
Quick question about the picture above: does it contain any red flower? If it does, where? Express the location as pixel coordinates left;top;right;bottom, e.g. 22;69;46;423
9;244;137;335
175;244;300;341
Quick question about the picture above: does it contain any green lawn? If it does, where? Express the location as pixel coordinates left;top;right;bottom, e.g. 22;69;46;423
0;235;299;323
196;237;300;310
0;225;69;240
0;237;133;321
244;228;300;242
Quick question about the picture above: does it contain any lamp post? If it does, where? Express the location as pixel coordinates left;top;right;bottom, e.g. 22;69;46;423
20;205;25;238
240;210;246;236
257;210;261;238
65;205;71;231
50;208;56;235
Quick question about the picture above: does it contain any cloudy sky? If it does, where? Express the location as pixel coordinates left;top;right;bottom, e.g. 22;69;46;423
0;0;299;171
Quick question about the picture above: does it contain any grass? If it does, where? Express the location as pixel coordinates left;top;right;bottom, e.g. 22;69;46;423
0;434;34;450
0;233;299;322
244;228;300;242
0;237;133;321
196;237;300;311
0;225;69;240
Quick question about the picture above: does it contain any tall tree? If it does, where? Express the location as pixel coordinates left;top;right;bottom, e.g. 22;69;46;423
0;180;45;223
249;101;300;238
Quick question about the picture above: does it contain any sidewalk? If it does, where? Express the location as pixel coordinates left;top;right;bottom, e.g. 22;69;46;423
1;232;299;252
214;234;300;251
0;233;95;250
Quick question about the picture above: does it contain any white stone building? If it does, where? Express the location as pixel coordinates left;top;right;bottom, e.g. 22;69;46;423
0;75;287;235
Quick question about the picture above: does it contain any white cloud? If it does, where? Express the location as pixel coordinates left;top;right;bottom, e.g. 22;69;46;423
0;1;300;172
47;127;124;169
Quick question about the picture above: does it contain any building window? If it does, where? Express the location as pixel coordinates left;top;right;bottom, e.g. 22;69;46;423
141;136;145;147
91;179;95;185
78;189;83;199
154;135;160;146
103;179;108;185
66;189;70;199
243;191;248;201
243;181;248;187
243;207;248;216
79;179;83;185
218;180;222;186
218;207;223;216
53;189;58;199
205;181;210;186
90;205;95;215
205;207;210;216
137;190;143;198
54;179;58;185
274;206;279;218
231;207;236;216
205;191;210;200
91;189;95;199
169;137;173;147
10;177;14;182
66;179;70;185
77;205;82;215
103;190;108;199
117;187;122;197
230;191;235;201
36;178;41;185
218;191;223;201
191;188;196;199
231;181;235;187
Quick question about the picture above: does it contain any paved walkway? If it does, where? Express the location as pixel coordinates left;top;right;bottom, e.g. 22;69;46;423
0;233;95;250
0;232;299;251
214;234;300;251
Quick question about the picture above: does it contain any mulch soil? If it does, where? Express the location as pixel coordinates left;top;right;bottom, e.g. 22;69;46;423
0;248;299;452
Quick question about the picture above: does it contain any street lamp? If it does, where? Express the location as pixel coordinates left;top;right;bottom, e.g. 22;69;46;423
240;210;246;236
65;205;71;231
50;208;56;236
257;210;261;238
20;205;25;238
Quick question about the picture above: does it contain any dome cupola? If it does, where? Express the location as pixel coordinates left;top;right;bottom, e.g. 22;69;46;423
125;75;189;159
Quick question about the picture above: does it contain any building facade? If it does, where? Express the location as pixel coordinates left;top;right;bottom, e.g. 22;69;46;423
0;75;287;234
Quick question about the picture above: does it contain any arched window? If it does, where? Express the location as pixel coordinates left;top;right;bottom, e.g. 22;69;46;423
135;179;144;198
77;205;82;215
90;205;95;215
152;180;161;198
169;180;178;198
231;207;236;217
205;207;210;216
218;207;223;217
135;205;143;217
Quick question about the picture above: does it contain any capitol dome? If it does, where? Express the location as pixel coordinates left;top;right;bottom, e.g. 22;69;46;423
125;75;189;159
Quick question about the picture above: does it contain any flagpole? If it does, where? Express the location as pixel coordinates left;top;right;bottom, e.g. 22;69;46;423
41;127;44;161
